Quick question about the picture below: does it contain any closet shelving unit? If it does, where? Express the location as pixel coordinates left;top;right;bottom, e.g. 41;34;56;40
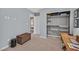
47;11;70;37
30;17;34;33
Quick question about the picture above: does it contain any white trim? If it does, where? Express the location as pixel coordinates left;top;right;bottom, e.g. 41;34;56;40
0;45;9;51
40;36;47;39
48;35;60;38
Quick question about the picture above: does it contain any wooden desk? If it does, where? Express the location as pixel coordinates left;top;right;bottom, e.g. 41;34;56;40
60;32;79;51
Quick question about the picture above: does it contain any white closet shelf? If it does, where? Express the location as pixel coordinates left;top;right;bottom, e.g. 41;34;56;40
47;24;59;27
31;25;34;27
47;25;68;28
59;25;68;28
59;29;68;32
47;15;69;18
48;29;59;32
75;17;79;19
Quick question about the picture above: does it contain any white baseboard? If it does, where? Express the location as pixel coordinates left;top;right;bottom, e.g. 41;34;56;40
0;45;9;51
40;36;47;39
48;35;60;38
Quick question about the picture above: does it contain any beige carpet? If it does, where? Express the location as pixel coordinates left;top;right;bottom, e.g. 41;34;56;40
3;34;63;51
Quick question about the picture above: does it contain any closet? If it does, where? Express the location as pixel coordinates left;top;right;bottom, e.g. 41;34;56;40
47;11;70;37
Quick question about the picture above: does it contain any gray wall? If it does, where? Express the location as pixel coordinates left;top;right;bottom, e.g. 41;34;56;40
0;8;31;49
39;8;76;38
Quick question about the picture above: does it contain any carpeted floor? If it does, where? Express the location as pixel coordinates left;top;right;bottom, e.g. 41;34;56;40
3;34;63;51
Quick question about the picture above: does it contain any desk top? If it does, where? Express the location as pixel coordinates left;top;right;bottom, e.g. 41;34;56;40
60;32;79;51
